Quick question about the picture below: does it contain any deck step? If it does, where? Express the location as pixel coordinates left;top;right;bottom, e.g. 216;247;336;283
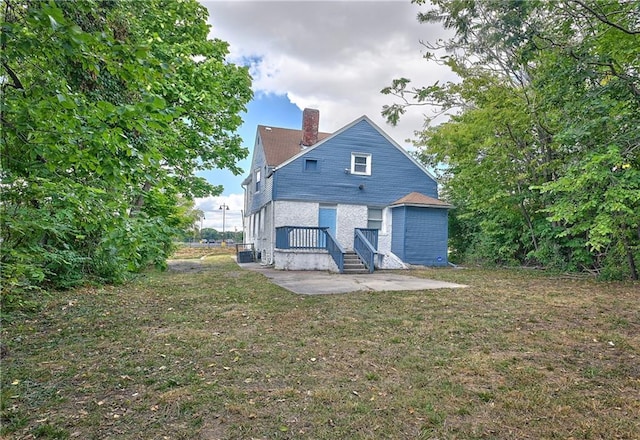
343;269;369;274
342;251;369;274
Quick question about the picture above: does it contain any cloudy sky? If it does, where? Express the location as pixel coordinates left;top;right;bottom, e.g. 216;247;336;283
195;1;455;231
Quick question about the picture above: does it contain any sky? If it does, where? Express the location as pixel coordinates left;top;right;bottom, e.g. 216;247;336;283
194;1;455;231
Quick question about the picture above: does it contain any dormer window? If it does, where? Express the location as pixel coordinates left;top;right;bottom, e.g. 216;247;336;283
351;153;371;175
255;168;261;192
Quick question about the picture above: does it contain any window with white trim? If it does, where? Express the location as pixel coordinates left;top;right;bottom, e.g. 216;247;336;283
351;153;371;175
367;207;383;230
255;168;261;192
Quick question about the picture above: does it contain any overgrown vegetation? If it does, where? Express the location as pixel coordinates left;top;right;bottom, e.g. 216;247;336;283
0;0;252;306
2;256;638;439
383;0;639;279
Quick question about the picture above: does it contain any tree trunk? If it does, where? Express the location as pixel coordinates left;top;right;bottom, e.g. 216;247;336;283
131;181;152;215
519;200;539;253
621;225;638;280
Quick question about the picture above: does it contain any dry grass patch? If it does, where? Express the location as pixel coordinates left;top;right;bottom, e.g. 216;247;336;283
2;260;638;439
170;244;237;260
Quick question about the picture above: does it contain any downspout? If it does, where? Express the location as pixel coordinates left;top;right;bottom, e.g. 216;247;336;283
269;200;275;265
240;182;247;243
268;169;278;265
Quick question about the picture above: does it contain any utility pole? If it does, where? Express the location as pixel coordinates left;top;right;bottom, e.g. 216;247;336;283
219;203;229;245
200;214;204;243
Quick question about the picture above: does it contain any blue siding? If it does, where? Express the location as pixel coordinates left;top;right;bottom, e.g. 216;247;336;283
391;206;448;266
274;119;437;205
391;208;406;260
247;136;273;214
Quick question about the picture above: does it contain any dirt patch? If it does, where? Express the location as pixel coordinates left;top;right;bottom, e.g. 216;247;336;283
167;258;211;273
170;244;236;260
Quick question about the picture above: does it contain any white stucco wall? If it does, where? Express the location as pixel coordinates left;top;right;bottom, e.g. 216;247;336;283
274;249;339;272
378;251;407;269
336;204;366;248
378;227;392;255
258;202;273;264
271;200;407;270
274;201;318;227
275;201;399;251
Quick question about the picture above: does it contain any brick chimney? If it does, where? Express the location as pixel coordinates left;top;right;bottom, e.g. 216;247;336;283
301;108;319;147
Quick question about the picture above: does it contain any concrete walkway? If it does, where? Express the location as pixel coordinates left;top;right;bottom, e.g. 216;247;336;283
237;262;467;295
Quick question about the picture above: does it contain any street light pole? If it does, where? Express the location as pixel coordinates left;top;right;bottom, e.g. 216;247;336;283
219;203;229;245
200;213;205;242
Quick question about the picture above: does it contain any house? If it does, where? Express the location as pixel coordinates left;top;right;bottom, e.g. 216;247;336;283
241;108;451;273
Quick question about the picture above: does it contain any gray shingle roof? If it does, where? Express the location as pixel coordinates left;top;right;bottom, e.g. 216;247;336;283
391;192;452;208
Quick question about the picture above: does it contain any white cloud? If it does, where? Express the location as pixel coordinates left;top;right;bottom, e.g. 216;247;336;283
196;1;458;230
202;0;457;143
195;193;244;231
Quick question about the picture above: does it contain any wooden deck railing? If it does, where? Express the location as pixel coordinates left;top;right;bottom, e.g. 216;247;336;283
276;226;326;249
354;228;378;273
325;230;345;273
275;226;345;272
356;228;379;249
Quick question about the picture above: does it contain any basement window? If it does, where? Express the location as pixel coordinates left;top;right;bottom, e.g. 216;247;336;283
367;207;383;230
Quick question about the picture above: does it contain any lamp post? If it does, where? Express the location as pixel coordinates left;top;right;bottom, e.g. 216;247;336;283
219;203;229;245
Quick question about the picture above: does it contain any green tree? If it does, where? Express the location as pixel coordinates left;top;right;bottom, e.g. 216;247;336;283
1;0;252;306
200;228;220;242
532;1;640;279
383;0;639;278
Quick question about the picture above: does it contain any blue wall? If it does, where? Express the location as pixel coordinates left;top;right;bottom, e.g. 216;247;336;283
247;135;272;214
273;119;438;206
391;207;406;260
392;206;448;266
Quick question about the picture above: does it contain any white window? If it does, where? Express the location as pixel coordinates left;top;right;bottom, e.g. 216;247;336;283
252;214;257;237
255;168;261;192
351;153;371;175
367;207;383;230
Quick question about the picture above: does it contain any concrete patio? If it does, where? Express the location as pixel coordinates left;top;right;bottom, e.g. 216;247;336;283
237;261;467;295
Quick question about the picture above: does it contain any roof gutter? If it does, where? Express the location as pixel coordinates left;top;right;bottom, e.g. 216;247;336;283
389;203;454;209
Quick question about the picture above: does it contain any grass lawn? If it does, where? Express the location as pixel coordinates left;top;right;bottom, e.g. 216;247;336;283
1;250;639;439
